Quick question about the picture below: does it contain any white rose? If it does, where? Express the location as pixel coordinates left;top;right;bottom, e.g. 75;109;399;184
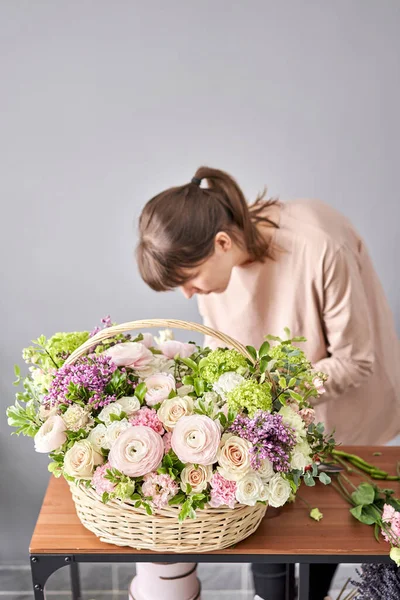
115;396;140;415
177;384;195;397
144;373;176;407
63;404;92;432
290;441;312;471
267;473;292;508
235;473;264;506
138;355;175;378
257;458;275;482
87;423;107;453
278;405;307;442
154;329;174;345
98;402;122;426
217;434;252;481
180;463;212;494
63;440;103;479
34;415;67;453
158;395;194;430
104;419;131;449
213;372;245;398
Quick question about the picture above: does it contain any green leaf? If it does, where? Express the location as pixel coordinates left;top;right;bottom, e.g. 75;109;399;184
134;382;147;402
246;345;258;361
102;492;110;503
168;492;186;505
351;483;375;506
319;472;331;485
374;523;380;543
181;357;199;372
182;376;194;386
279;376;287;389
259;341;271;358
284;327;291;339
288;377;297;388
194;378;205;396
288;389;302;402
304;472;315;486
350;505;376;525
259;357;268;373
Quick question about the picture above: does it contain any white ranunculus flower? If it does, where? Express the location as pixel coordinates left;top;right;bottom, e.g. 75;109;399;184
104;419;131;449
267;473;292;508
144;373;176;407
217;433;252;482
87;423;107;453
98;402;123;426
180;463;212;494
157;395;194;431
62;404;92;432
213;372;245;398
115;396;140;415
154;329;174;345
278;405;307;442
257;458;275;482
177;384;195;397
235;472;264;506
290;441;312;471
63;440;103;479
34;415;67;453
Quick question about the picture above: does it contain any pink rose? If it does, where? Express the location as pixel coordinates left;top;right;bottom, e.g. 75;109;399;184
171;414;221;466
158;340;197;359
104;342;154;371
313;376;326;395
34;415;67;453
144;373;176;407
108;425;164;477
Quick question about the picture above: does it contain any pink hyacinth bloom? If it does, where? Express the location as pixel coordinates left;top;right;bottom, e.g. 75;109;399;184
129;407;164;435
92;463;116;495
141;472;179;510
209;472;237;509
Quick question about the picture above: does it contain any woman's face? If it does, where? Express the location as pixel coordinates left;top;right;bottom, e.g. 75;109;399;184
179;232;245;299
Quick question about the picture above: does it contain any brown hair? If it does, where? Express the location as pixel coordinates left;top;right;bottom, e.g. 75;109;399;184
136;166;279;291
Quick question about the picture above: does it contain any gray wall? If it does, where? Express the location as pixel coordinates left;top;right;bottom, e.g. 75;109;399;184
1;1;399;563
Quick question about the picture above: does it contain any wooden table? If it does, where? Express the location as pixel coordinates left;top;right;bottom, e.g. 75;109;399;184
29;446;399;600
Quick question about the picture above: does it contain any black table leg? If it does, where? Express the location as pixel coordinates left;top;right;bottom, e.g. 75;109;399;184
30;554;76;600
70;560;82;600
298;563;310;600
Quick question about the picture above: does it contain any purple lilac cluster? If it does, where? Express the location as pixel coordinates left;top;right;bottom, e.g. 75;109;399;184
90;315;113;337
228;410;297;471
44;354;117;408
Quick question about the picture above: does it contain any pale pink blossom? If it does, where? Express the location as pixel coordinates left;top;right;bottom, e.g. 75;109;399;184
141;472;179;509
108;425;164;477
209;472;237;509
158;340;196;359
313;376;326;395
144;373;176;406
104;342;153;371
298;407;316;427
92;462;116;495
163;432;172;454
171;414;221;465
129;407;164;435
34;415;67;453
141;333;155;348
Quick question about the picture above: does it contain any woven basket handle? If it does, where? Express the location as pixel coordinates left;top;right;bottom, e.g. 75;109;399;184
65;318;254;365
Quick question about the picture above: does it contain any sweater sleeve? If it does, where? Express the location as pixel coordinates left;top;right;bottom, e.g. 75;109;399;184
312;245;375;399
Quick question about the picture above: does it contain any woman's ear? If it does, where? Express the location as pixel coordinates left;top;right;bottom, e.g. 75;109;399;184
214;231;233;252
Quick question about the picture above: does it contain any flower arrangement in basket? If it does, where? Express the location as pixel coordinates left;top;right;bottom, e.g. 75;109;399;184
7;317;400;557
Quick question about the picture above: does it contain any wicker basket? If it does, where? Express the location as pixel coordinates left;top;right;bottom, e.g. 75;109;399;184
65;319;267;552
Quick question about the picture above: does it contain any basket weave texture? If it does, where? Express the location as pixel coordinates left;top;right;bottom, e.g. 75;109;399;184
66;319;267;552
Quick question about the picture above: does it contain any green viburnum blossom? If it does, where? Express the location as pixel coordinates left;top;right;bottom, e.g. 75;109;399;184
23;331;90;369
310;507;323;521
227;380;272;417
199;349;248;384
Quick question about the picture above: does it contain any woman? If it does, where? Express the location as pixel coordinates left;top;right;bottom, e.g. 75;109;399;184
136;166;400;600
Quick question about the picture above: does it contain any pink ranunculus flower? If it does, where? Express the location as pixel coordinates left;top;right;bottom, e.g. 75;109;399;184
313;376;326;395
171;414;221;466
141;333;155;349
144;373;176;407
108;425;164;477
104;342;154;371
34;415;67;453
158;340;197;359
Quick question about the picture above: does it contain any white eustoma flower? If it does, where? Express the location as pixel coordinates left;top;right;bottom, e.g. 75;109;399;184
115;396;140;415
98;402;123;426
104;419;131;449
154;329;174;345
87;423;107;453
213;372;245;398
